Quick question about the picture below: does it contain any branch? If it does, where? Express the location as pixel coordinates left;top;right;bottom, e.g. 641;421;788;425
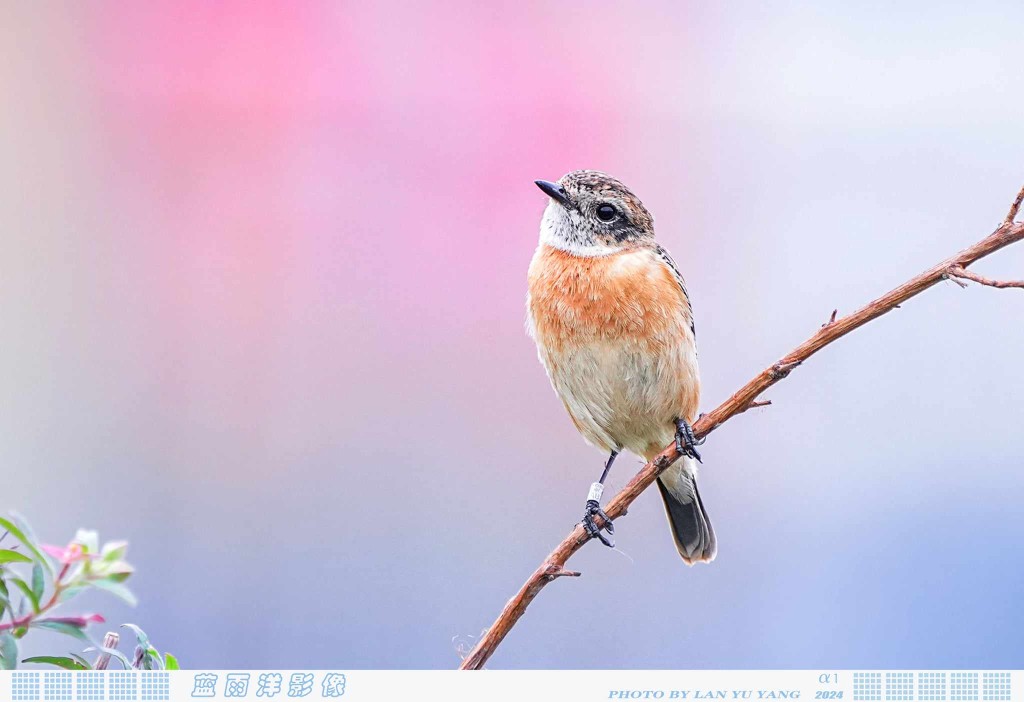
1005;184;1024;225
946;264;1024;290
459;186;1024;670
0;561;73;633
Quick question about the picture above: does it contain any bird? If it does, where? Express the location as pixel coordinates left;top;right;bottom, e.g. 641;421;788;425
526;169;716;565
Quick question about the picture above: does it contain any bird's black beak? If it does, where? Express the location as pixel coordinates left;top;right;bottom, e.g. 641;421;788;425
535;179;570;207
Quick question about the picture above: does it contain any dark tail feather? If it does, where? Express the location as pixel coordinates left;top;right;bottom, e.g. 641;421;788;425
657;471;717;565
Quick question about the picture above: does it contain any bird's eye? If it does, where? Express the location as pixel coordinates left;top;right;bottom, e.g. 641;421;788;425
596;204;618;222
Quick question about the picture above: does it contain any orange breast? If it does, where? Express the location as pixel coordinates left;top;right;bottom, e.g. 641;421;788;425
527;245;692;354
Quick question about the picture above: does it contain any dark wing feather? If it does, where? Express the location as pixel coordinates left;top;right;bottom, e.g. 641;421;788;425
652;244;696;337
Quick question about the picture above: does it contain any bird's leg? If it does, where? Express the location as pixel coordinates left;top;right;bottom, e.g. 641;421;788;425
674;417;704;463
581;450;618;547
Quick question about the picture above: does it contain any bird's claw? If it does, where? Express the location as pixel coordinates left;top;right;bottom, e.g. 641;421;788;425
582;499;615;547
675;418;704;463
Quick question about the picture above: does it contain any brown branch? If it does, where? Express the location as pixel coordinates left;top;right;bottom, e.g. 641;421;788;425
459;188;1024;671
947;264;1024;290
1005;184;1024;224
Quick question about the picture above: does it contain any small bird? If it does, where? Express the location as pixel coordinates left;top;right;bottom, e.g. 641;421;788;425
526;170;716;564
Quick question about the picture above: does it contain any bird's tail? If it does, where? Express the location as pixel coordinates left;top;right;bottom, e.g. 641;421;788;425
656;460;717;565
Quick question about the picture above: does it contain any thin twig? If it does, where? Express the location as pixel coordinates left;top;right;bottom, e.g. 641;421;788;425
458;186;1024;671
947;264;1024;289
0;561;73;633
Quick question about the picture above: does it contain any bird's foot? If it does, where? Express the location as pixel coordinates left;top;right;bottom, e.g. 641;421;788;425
581;499;615;547
675;417;704;463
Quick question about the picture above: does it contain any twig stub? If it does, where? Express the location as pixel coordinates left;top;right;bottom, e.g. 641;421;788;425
770;360;802;380
543;564;581;581
1005;184;1024;224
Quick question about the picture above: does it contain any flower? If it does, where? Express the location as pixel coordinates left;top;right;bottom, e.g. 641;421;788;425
42;542;89;565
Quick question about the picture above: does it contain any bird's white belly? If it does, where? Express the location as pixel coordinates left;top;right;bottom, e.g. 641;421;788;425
541;336;699;458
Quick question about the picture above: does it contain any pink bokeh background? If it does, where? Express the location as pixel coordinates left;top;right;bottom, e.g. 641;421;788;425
2;2;1023;668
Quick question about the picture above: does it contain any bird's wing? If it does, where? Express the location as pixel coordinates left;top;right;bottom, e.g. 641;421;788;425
651;243;695;337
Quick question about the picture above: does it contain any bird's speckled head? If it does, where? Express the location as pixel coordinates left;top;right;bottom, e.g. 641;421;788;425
535;170;655;257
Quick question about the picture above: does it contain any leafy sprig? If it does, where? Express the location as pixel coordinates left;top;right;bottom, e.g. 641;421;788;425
0;514;178;670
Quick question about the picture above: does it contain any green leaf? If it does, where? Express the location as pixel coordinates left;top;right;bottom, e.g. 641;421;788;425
0;517;53;577
30;620;90;642
56;585;88;603
10;514;40;545
0;550;32;565
101;562;134;583
164;652;180;670
0;632;17;670
69;653;92;670
21;656;88;670
120;623;150;649
100;541;128;562
84;645;132;670
31;564;44;600
10;577;40;613
144;646;163;670
91;579;137;607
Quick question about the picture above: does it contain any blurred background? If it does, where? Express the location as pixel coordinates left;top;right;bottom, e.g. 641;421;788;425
1;1;1022;670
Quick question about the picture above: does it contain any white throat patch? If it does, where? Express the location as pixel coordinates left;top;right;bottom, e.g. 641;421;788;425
538;202;620;258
